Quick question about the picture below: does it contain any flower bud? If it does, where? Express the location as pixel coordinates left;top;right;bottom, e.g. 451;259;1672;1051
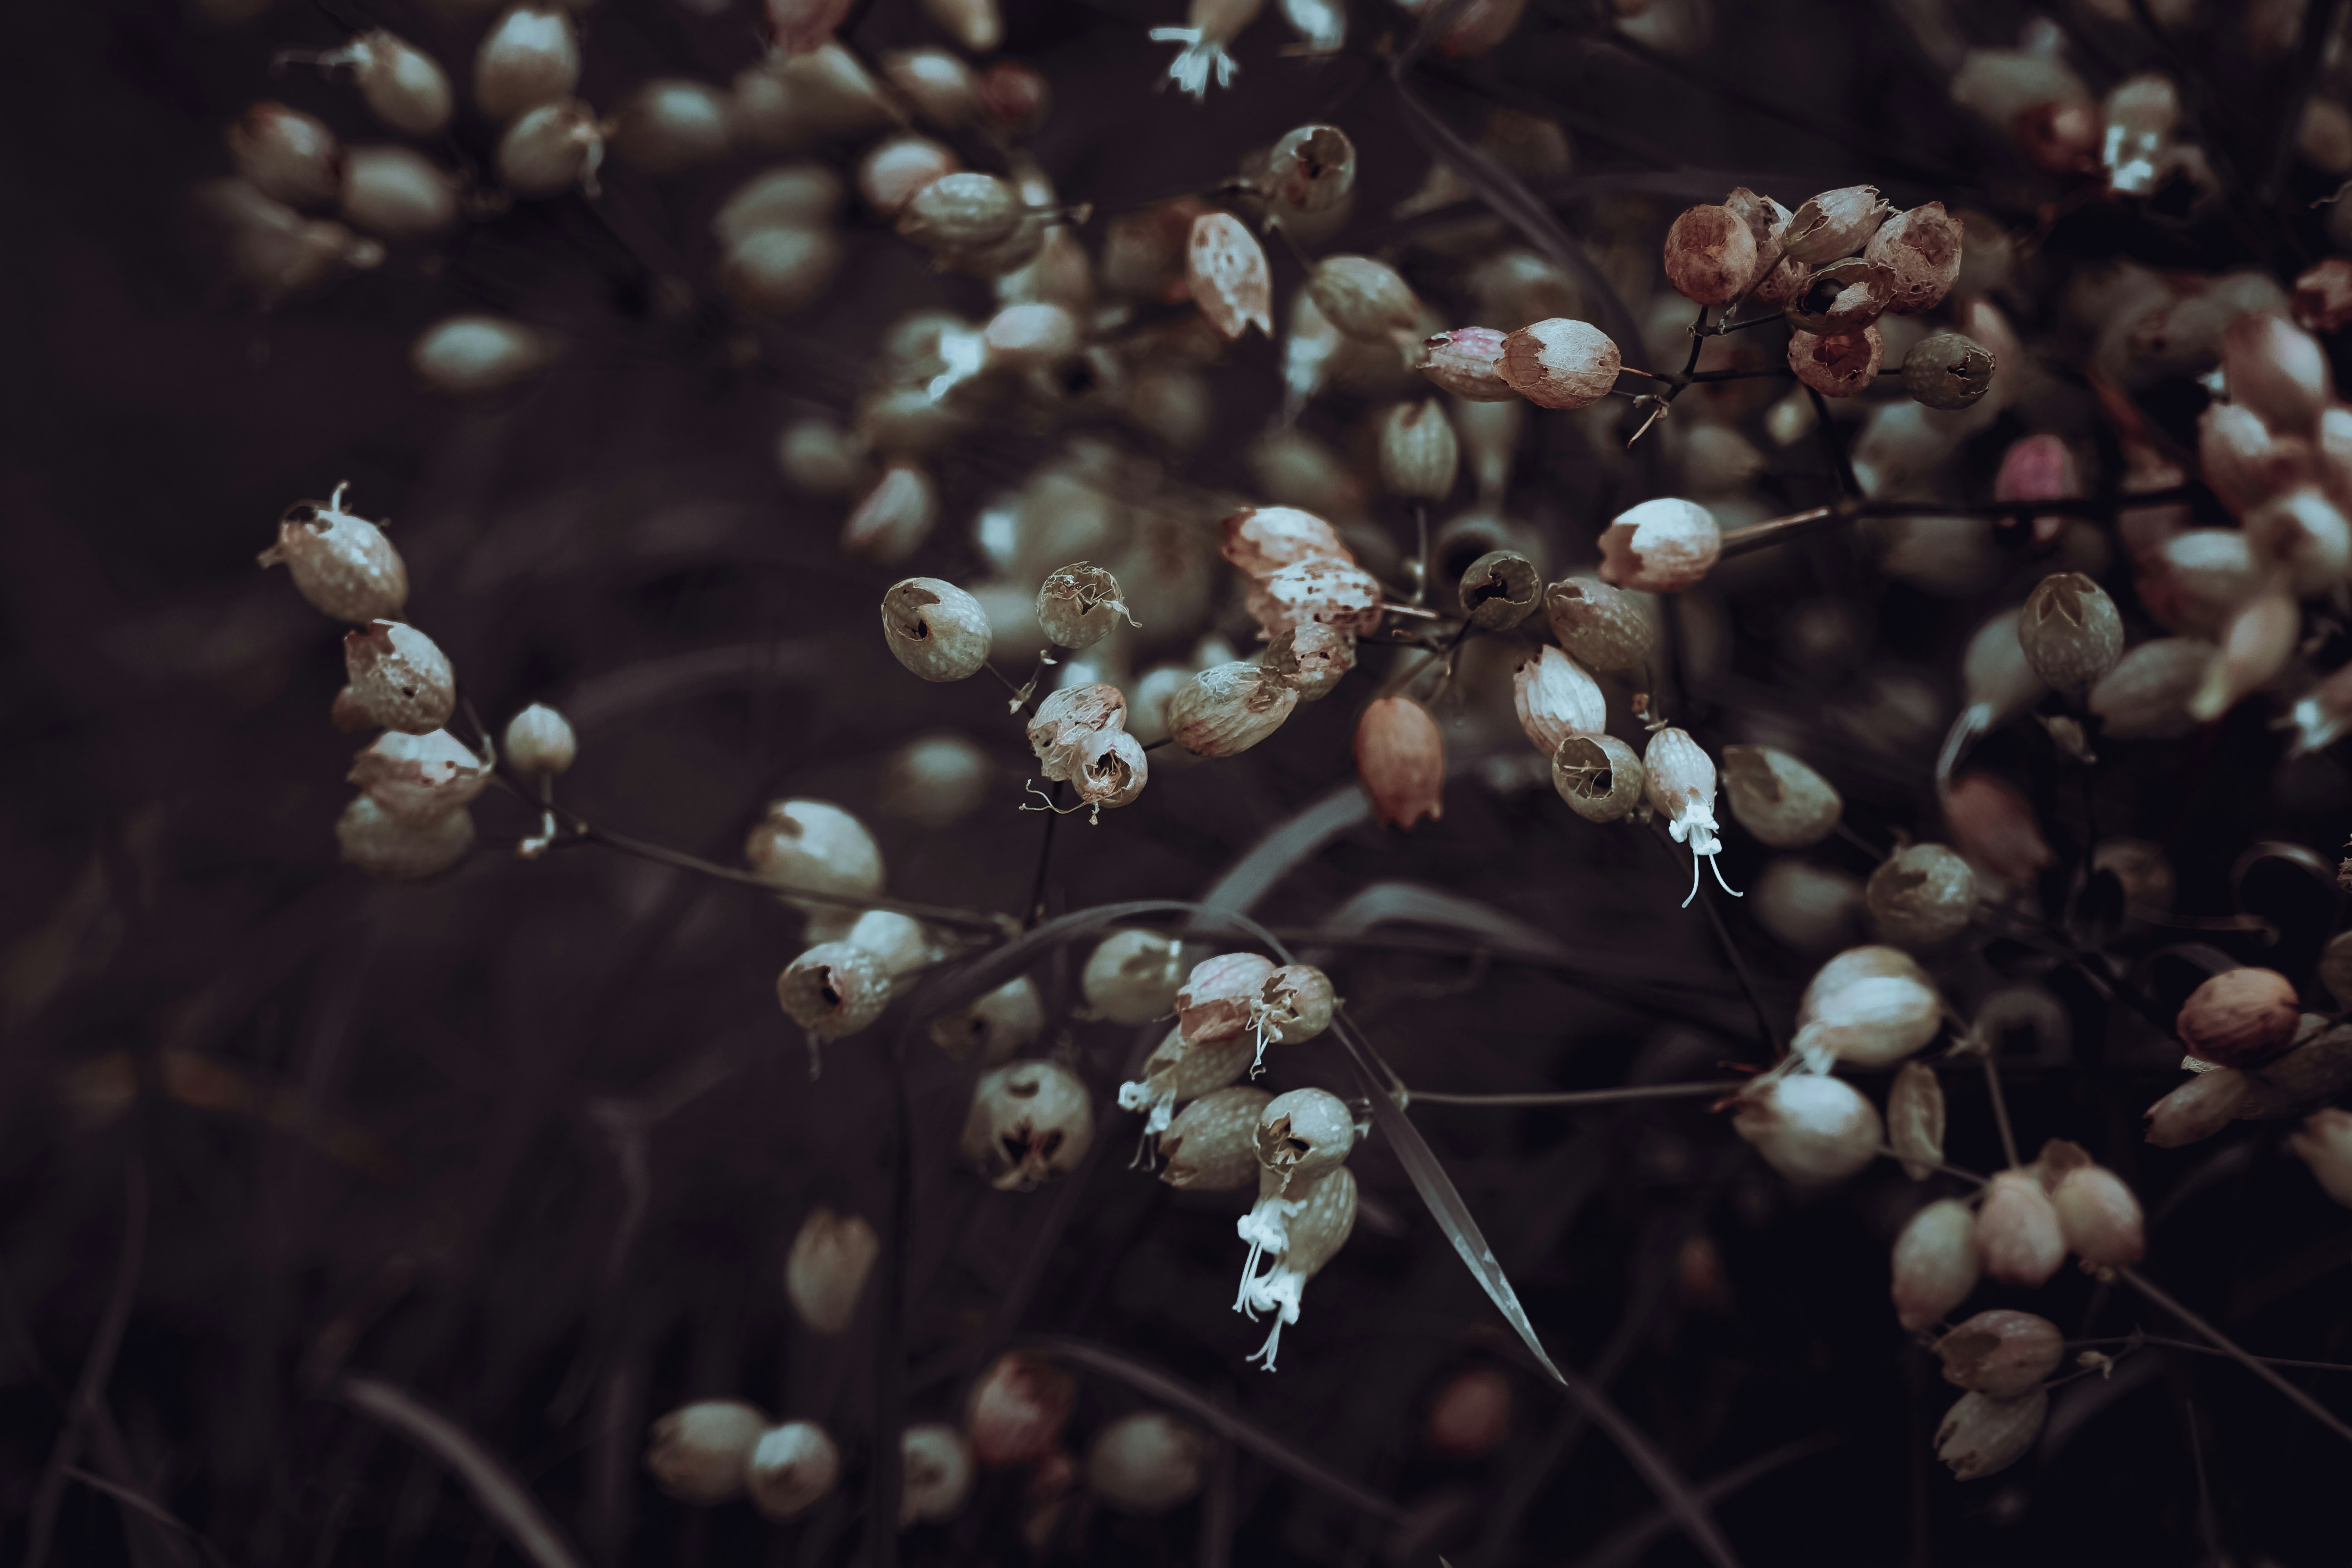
1891;1198;1978;1328
1418;328;1515;401
1186;211;1272;340
966;1353;1076;1467
1868;843;1976;948
2050;1165;2144;1268
336;796;473;879
1598;499;1720;592
1662;204;1758;306
1087;1412;1209;1513
929;975;1044;1063
1733;1074;1882;1183
2290;1108;2352;1206
411;314;554;396
1169;661;1298;756
845;910;936;981
1249;558;1384;637
495;702;575;777
348;729;490;824
1256;1086;1355;1190
748;1421;841;1519
858;135;959;216
1788;324;1883;396
2176;967;2299;1067
1721;745;1840;848
1943;774;2052;887
882;47;978;127
1781;185;1892;265
1427;1367;1511;1458
1083;930;1187;1024
2087;638;2213;740
1356;696;1445;828
1498;318;1622;409
2222;312;2332;436
1220;505;1352;579
880;577;992;682
327;31;452;137
1307;255;1418;343
778;942;891;1040
1457;549;1541;631
1975;1170;2065;1287
719;167;846;246
789;1206;879;1333
900;1424;975;1526
1793;972;1940;1070
338;143;458;241
1937;1310;2062;1397
609;79;729;173
899;171;1022;252
1862;202;1962;314
340;622;455;735
843;463;937;564
1377;401;1460;499
982;302;1080;373
961;1060;1094;1190
1889;1062;1946;1181
229;103;341;209
2145;1066;2258;1147
1935;1388;2046;1481
1751;858;1863;953
745;800;883;909
260;487;409;624
1901;332;1996;410
475;5;579;122
1544;575;1656;671
2190;590;2298;722
2245;486;2352;596
1512;646;1604;754
2198;402;2309;516
646;1399;767;1503
496;101;603;198
1034;564;1136;653
1551;733;1644;823
1159;1086;1273;1189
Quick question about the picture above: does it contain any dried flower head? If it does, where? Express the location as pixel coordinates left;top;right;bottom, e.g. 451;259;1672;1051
338;622;456;737
1285;622;1356;701
1028;683;1127;783
1250;964;1335;1066
1598;499;1721;593
1892;1198;1978;1328
962;1060;1094;1190
1662;203;1759;306
787;1205;879;1333
646;1399;768;1504
1935;1388;2047;1481
260;484;408;623
1551;733;1645;823
748;1422;842;1520
1544;575;1656;671
1788;324;1884;396
1254;1086;1355;1191
1498;318;1622;409
1356;696;1446;828
1035;564;1138;652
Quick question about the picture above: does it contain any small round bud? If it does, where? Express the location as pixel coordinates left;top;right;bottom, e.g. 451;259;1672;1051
1307;255;1419;343
1458;549;1541;629
2290;1109;2352;1206
1891;1198;1978;1329
2019;572;2124;691
1286;623;1355;701
787;1206;879;1333
927;975;1044;1064
1862;202;1962;314
474;4;580;123
1084;930;1188;1025
340;622;456;735
1512;645;1603;754
1975;1170;2064;1288
880;578;992;683
349;729;490;824
1720;745;1840;848
2223;312;2332;436
1867;844;1976;948
1935;1389;2046;1481
1169;662;1298;756
1087;1412;1209;1514
1186;211;1274;341
611;80;730;173
1787;324;1883;396
1937;1310;2061;1397
723;225;843;316
778;942;891;1039
2050;1165;2144;1268
1158;1086;1274;1190
1793;970;1940;1070
748;1422;841;1519
1255;1087;1355;1189
1550;733;1644;823
745;800;883;909
1544;576;1656;671
646;1400;767;1503
965;1353;1076;1467
1598;499;1720;592
503;703;576;775
1781;184;1892;265
1418;327;1515;401
961;1060;1094;1191
1264;124;1356;219
496;101;603;198
228;103;341;208
1888;1060;1945;1180
899;172;1021;251
1900;332;1995;410
1035;564;1136;651
336;795;473;879
1220;505;1352;579
1355;696;1445;828
260;489;408;623
2176;967;2300;1067
1248;559;1384;637
1427;1368;1511;1459
899;1425;975;1526
1498;318;1621;409
1733;1074;1882;1183
1661;203;1759;306
1377;401;1460;500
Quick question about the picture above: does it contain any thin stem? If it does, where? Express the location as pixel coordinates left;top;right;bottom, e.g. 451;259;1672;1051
2073;1336;2352;1374
1806;386;1862;501
1023;781;1066;929
2120;1267;2352;1447
26;1158;146;1568
985;659;1041;718
1875;1146;1988;1186
1710;311;1790;336
1717;505;1841;559
1406;1080;1743;1108
1981;1050;2022;1169
1683;367;1793;383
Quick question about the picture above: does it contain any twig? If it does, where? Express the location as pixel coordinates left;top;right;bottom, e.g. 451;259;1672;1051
333;1375;589;1568
1023;781;1066;928
2074;1335;2352;1374
61;1467;234;1568
2120;1268;2352;1446
1406;1080;1744;1108
26;1157;147;1568
1981;1050;2021;1169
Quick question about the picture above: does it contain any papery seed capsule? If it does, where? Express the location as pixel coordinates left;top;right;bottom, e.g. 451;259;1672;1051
341;622;456;735
1036;564;1135;651
1307;255;1418;343
1793;972;1940;1070
1083;930;1187;1025
1901;332;1996;410
1891;1197;1977;1328
745;800;883;909
260;486;408;623
1975;1170;2065;1287
1661;204;1758;306
1248;559;1384;637
612;79;731;173
1418;328;1514;401
1498;318;1621;409
746;1421;840;1519
1178;953;1278;1047
928;976;1044;1065
900;172;1021;252
778;942;891;1039
195;180;384;303
1088;1412;1209;1513
1286;622;1355;701
2176;967;2300;1067
2290;1109;2352;1206
2088;638;2214;740
1544;575;1656;671
1356;696;1445;828
228;103;341;209
724;225;843;316
1066;730;1148;815
1220;505;1352;579
1598;498;1720;592
966;1353;1076;1467
1798;945;1929;1022
501;703;576;776
1781;185;1892;265
1427;1367;1511;1458
1252;964;1334;1056
900;1425;975;1526
336;795;474;879
1377;401;1460;500
2051;1165;2144;1268
1733;1073;1882;1183
475;4;579;122
1788;324;1883;396
2223;312;2332;436
1888;1061;1946;1181
2200;400;2308;520
1511;645;1604;754
1169;662;1297;756
2145;1066;2259;1147
1935;1388;2046;1481
787;1206;879;1333
1938;1310;2062;1397
646;1400;768;1503
1255;1086;1354;1191
348;729;490;823
1720;745;1840;848
848;909;937;980
1186;212;1273;340
1862;202;1963;314
1781;258;1894;337
1867;843;1976;948
961;1060;1094;1191
339;145;458;240
1028;683;1127;783
1160;1085;1274;1190
496;100;603;198
880;578;992;683
1457;549;1541;630
1551;733;1644;823
1119;1027;1254;1134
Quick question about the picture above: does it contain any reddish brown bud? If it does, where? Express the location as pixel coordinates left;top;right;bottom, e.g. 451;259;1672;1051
1418;327;1515;401
1355;696;1445;828
1943;774;2052;886
1426;1367;1511;1458
1862;202;1963;314
2176;967;2300;1067
1662;204;1758;306
965;1353;1076;1466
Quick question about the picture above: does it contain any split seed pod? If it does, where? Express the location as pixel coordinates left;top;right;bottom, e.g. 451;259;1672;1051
260;486;408;623
1355;696;1445;828
1255;1086;1356;1190
787;1207;879;1333
1598;499;1721;592
1721;745;1841;847
1250;965;1335;1063
339;622;456;735
1781;184;1893;265
1027;683;1127;783
1975;1170;2066;1287
1287;623;1355;701
646;1400;768;1503
962;1061;1095;1191
1733;1074;1883;1183
1083;930;1188;1024
1891;1198;1978;1328
1862;203;1963;314
1888;1061;1945;1180
1458;549;1541;630
1937;1310;2062;1397
1867;843;1976;948
1263;124;1355;220
1544;575;1656;670
1035;563;1137;651
1512;646;1604;754
2018;573;2124;691
1788;325;1883;396
748;1422;842;1519
1418;327;1514;401
1186;212;1273;340
1160;1085;1274;1189
1551;733;1644;823
1498;318;1621;409
777;943;891;1039
882;577;993;681
1935;1389;2047;1481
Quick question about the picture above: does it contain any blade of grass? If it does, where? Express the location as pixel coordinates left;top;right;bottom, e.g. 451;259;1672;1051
333;1375;589;1568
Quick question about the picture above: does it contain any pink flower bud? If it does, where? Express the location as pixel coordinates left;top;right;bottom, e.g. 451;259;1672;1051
899;1424;975;1526
966;1353;1076;1467
745;800;884;909
1943;774;2052;886
1862;202;1963;314
1248;558;1384;637
1937;1309;2061;1396
348;729;490;824
1427;1367;1511;1458
1661;204;1758;306
335;795;473;879
475;4;580;122
1975;1170;2065;1287
778;942;891;1040
647;1399;767;1503
1256;1087;1355;1189
1186;212;1273;340
1598;498;1721;592
1721;745;1840;848
1793;972;1941;1070
1891;1198;1978;1329
1512;646;1605;755
2176;966;2300;1067
340;622;455;735
2018;572;2122;691
1377;400;1460;500
1788;324;1883;396
1935;1388;2046;1480
1307;255;1419;343
2290;1108;2352;1206
259;486;408;624
2088;638;2216;740
1087;1412;1209;1513
748;1421;841;1519
843;464;937;565
2293;258;2352;333
1083;930;1187;1024
1220;505;1352;579
1158;1085;1272;1190
1781;184;1892;265
1119;1026;1253;1134
1355;696;1445;828
1169;661;1298;756
1733;1074;1882;1183
502;703;577;774
1544;575;1656;671
1498;318;1622;409
2190;590;2298;722
1418;327;1515;400
786;1205;878;1333
2050;1165;2145;1268
963;1060;1094;1190
2222;312;2332;435
881;578;993;682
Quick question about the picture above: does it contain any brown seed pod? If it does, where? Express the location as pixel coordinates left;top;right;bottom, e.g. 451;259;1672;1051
1782;257;1894;335
965;1353;1077;1467
1901;332;1996;410
1497;318;1621;409
1863;202;1964;314
2050;1165;2145;1268
1286;622;1355;701
1787;323;1883;396
1550;733;1644;823
747;1421;841;1520
1937;1309;2062;1396
1661;203;1759;306
2018;572;2125;691
1781;184;1893;265
341;621;456;735
2176;967;2300;1067
1721;186;1793;292
1355;696;1445;828
1458;549;1542;629
1544;575;1657;670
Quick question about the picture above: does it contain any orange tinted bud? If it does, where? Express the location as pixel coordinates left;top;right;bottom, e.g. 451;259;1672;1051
1355;696;1444;828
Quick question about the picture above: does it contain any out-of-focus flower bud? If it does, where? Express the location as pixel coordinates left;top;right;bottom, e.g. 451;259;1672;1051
1734;1074;1882;1183
314;32;452;137
229;103;341;209
981;302;1079;372
2293;258;2352;334
2223;312;2332;436
881;578;993;682
1721;745;1840;848
1186;212;1273;340
2145;1066;2260;1147
1551;734;1643;823
2177;967;2300;1067
1084;930;1186;1024
1661;204;1758;306
1356;696;1445;828
1938;1310;2061;1396
724;225;843;316
923;0;1003;51
929;975;1044;1064
610;79;729;173
962;1060;1094;1190
1901;332;1995;409
900;1424;975;1526
843;463;938;565
1427;1367;1511;1458
1419;328;1515;400
260;487;408;624
1544;575;1656;671
1087;1412;1209;1513
2019;571;2124;691
502;703;576;776
778;942;891;1040
777;416;867;497
1793;969;1940;1070
746;800;884;908
2198;401;2310;516
900;172;1022;252
720;167;846;246
1512;646;1604;754
1863;203;1962;314
1221;505;1352;579
1781;184;1892;265
847;910;936;980
966;1353;1076;1467
1892;1198;1977;1328
340;622;456;735
1035;564;1136;652
882;47;979;127
1889;1061;1945;1180
2245;486;2352;595
748;1422;841;1519
1249;559;1385;638
2190;590;2298;722
1170;660;1299;756
2290;1109;2352;1205
411;314;554;395
495;100;603;198
1498;318;1621;409
1788;324;1883;396
1752;858;1863;953
858;135;959;216
1935;1388;2047;1480
1975;1170;2065;1287
1256;1087;1355;1190
788;1206;879;1333
1798;944;1927;1019
475;4;578;122
1866;843;1976;947
646;1399;767;1503
1944;773;2052;886
2088;638;2215;740
2051;1165;2144;1268
1377;401;1460;500
348;730;490;824
1159;1085;1273;1189
336;796;473;879
1598;499;1720;592
1307;255;1419;343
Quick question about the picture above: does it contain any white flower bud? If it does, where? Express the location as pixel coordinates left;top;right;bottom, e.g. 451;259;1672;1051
1167;662;1298;756
502;703;577;775
339;145;458;240
1733;1073;1882;1183
348;729;490;824
1158;1086;1273;1190
259;486;408;624
1035;564;1137;651
495;101;604;199
1866;843;1976;948
786;1206;878;1334
336;795;473;879
961;1060;1094;1191
1117;1026;1253;1135
1888;1060;1945;1180
1086;1412;1209;1513
1511;646;1604;755
612;79;730;173
1083;930;1188;1025
1599;499;1721;593
2050;1165;2145;1268
719;167;845;247
227;103;340;209
723;225;843;316
1255;1086;1355;1191
928;975;1044;1064
1751;858;1863;954
475;3;580;122
339;622;456;735
2290;1108;2352;1206
1975;1170;2065;1287
1938;1309;2062;1396
1720;745;1840;848
1644;726;1738;906
966;1352;1076;1467
1236;1165;1356;1370
745;800;884;910
777;942;891;1040
1935;1388;2047;1481
1551;733;1644;823
412;314;555;395
646;1399;767;1503
1792;972;1941;1069
748;1421;841;1519
1891;1198;1978;1329
899;1424;975;1526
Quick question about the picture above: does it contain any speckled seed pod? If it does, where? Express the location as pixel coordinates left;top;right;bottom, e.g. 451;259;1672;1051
1186;212;1273;340
348;729;490;824
1512;646;1604;755
1901;332;1996;410
1159;1086;1274;1190
965;1353;1077;1468
1720;745;1841;848
1307;255;1419;343
339;622;455;735
748;1422;842;1519
1418;328;1515;400
899;1425;975;1526
2018;573;2125;691
745;799;883;907
777;943;891;1039
1083;930;1187;1024
1544;576;1656;671
1458;549;1542;629
336;796;474;879
2176;967;2300;1067
960;1060;1094;1191
1253;965;1335;1049
1263;124;1356;219
2087;638;2213;740
475;4;580;122
1788;324;1883;396
1662;204;1759;306
1733;1074;1882;1183
1249;559;1384;637
1888;1060;1945;1181
1867;843;1977;947
646;1400;768;1504
1937;1310;2062;1397
882;577;993;681
1356;696;1445;828
1178;953;1278;1046
2051;1166;2145;1267
1936;1389;2047;1482
1498;318;1622;409
1168;662;1298;756
1220;505;1352;578
1781;184;1893;265
1975;1171;2065;1287
502;703;576;775
1121;1027;1254;1133
1862;202;1963;314
1598;499;1721;592
1721;186;1793;290
1287;623;1355;701
1891;1198;1978;1329
928;975;1045;1064
1377;401;1460;499
899;172;1022;251
788;1206;878;1333
260;488;408;623
1551;733;1644;823
1255;1087;1356;1189
1087;1413;1210;1514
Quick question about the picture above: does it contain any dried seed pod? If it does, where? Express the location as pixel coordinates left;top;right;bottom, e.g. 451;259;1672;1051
340;622;455;735
2019;572;2125;691
963;1060;1094;1191
1066;730;1149;815
1886;1060;1945;1181
1644;727;1735;905
1598;498;1720;592
1937;1310;2062;1397
1498;318;1621;409
1456;549;1540;630
1418;327;1515;401
1793;971;1940;1070
2290;1109;2352;1206
1263;124;1355;220
928;975;1044;1064
348;729;490;824
1220;505;1352;578
2050;1165;2145;1268
1028;683;1128;785
1901;332;1996;410
260;486;408;623
966;1353;1076;1467
1720;745;1840;848
1118;1026;1254;1134
2223;312;2332;436
2145;530;2256;639
1169;661;1298;756
1083;930;1187;1024
1248;559;1384;637
1935;1388;2047;1481
1781;184;1893;265
1159;1086;1274;1190
474;4;580;122
1034;564;1136;652
1185;212;1273;340
1088;1412;1209;1512
857;135;959;217
1178;953;1279;1047
900;171;1022;253
1862;202;1963;314
1975;1170;2065;1287
1784;260;1893;338
787;1207;879;1333
900;1425;975;1526
880;578;992;683
1733;1074;1883;1183
778;942;891;1041
1286;622;1355;701
1788;324;1883;396
1511;646;1604;754
1377;401;1460;500
335;795;473;879
339;145;458;240
1544;575;1656;671
1891;1198;1978;1328
1661;203;1758;306
1307;255;1419;343
1356;696;1445;828
2176;967;2300;1067
2145;1066;2261;1147
2088;638;2215;740
1551;733;1644;823
748;1422;841;1519
1251;964;1334;1061
612;80;730;173
1255;1086;1355;1190
1867;843;1976;948
982;302;1080;372
228;103;341;209
745;799;883;908
647;1400;768;1503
